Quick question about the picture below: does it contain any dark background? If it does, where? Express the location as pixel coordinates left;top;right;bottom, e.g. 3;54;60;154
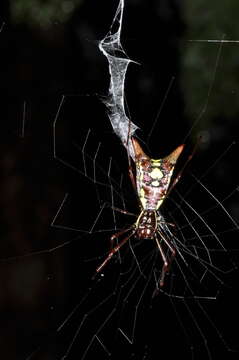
0;0;239;359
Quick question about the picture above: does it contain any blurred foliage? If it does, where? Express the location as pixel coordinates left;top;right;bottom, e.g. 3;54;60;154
181;0;239;129
10;0;82;28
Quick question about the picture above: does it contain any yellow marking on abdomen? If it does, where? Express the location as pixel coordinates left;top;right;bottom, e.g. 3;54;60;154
150;168;163;179
151;180;160;186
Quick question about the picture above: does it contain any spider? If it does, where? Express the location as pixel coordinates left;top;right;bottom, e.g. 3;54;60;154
95;137;186;287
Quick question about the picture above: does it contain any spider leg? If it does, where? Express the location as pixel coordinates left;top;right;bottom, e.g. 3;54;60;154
159;229;176;268
154;236;169;287
158;228;176;253
152;230;176;296
155;229;176;287
158;220;176;228
105;203;136;217
109;227;131;250
94;227;136;277
157;214;176;228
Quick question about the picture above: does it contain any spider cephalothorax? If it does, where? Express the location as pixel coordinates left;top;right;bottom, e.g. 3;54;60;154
135;210;157;239
95;137;185;287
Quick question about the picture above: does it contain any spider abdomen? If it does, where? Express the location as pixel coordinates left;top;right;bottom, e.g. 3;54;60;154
132;137;184;211
136;161;173;210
